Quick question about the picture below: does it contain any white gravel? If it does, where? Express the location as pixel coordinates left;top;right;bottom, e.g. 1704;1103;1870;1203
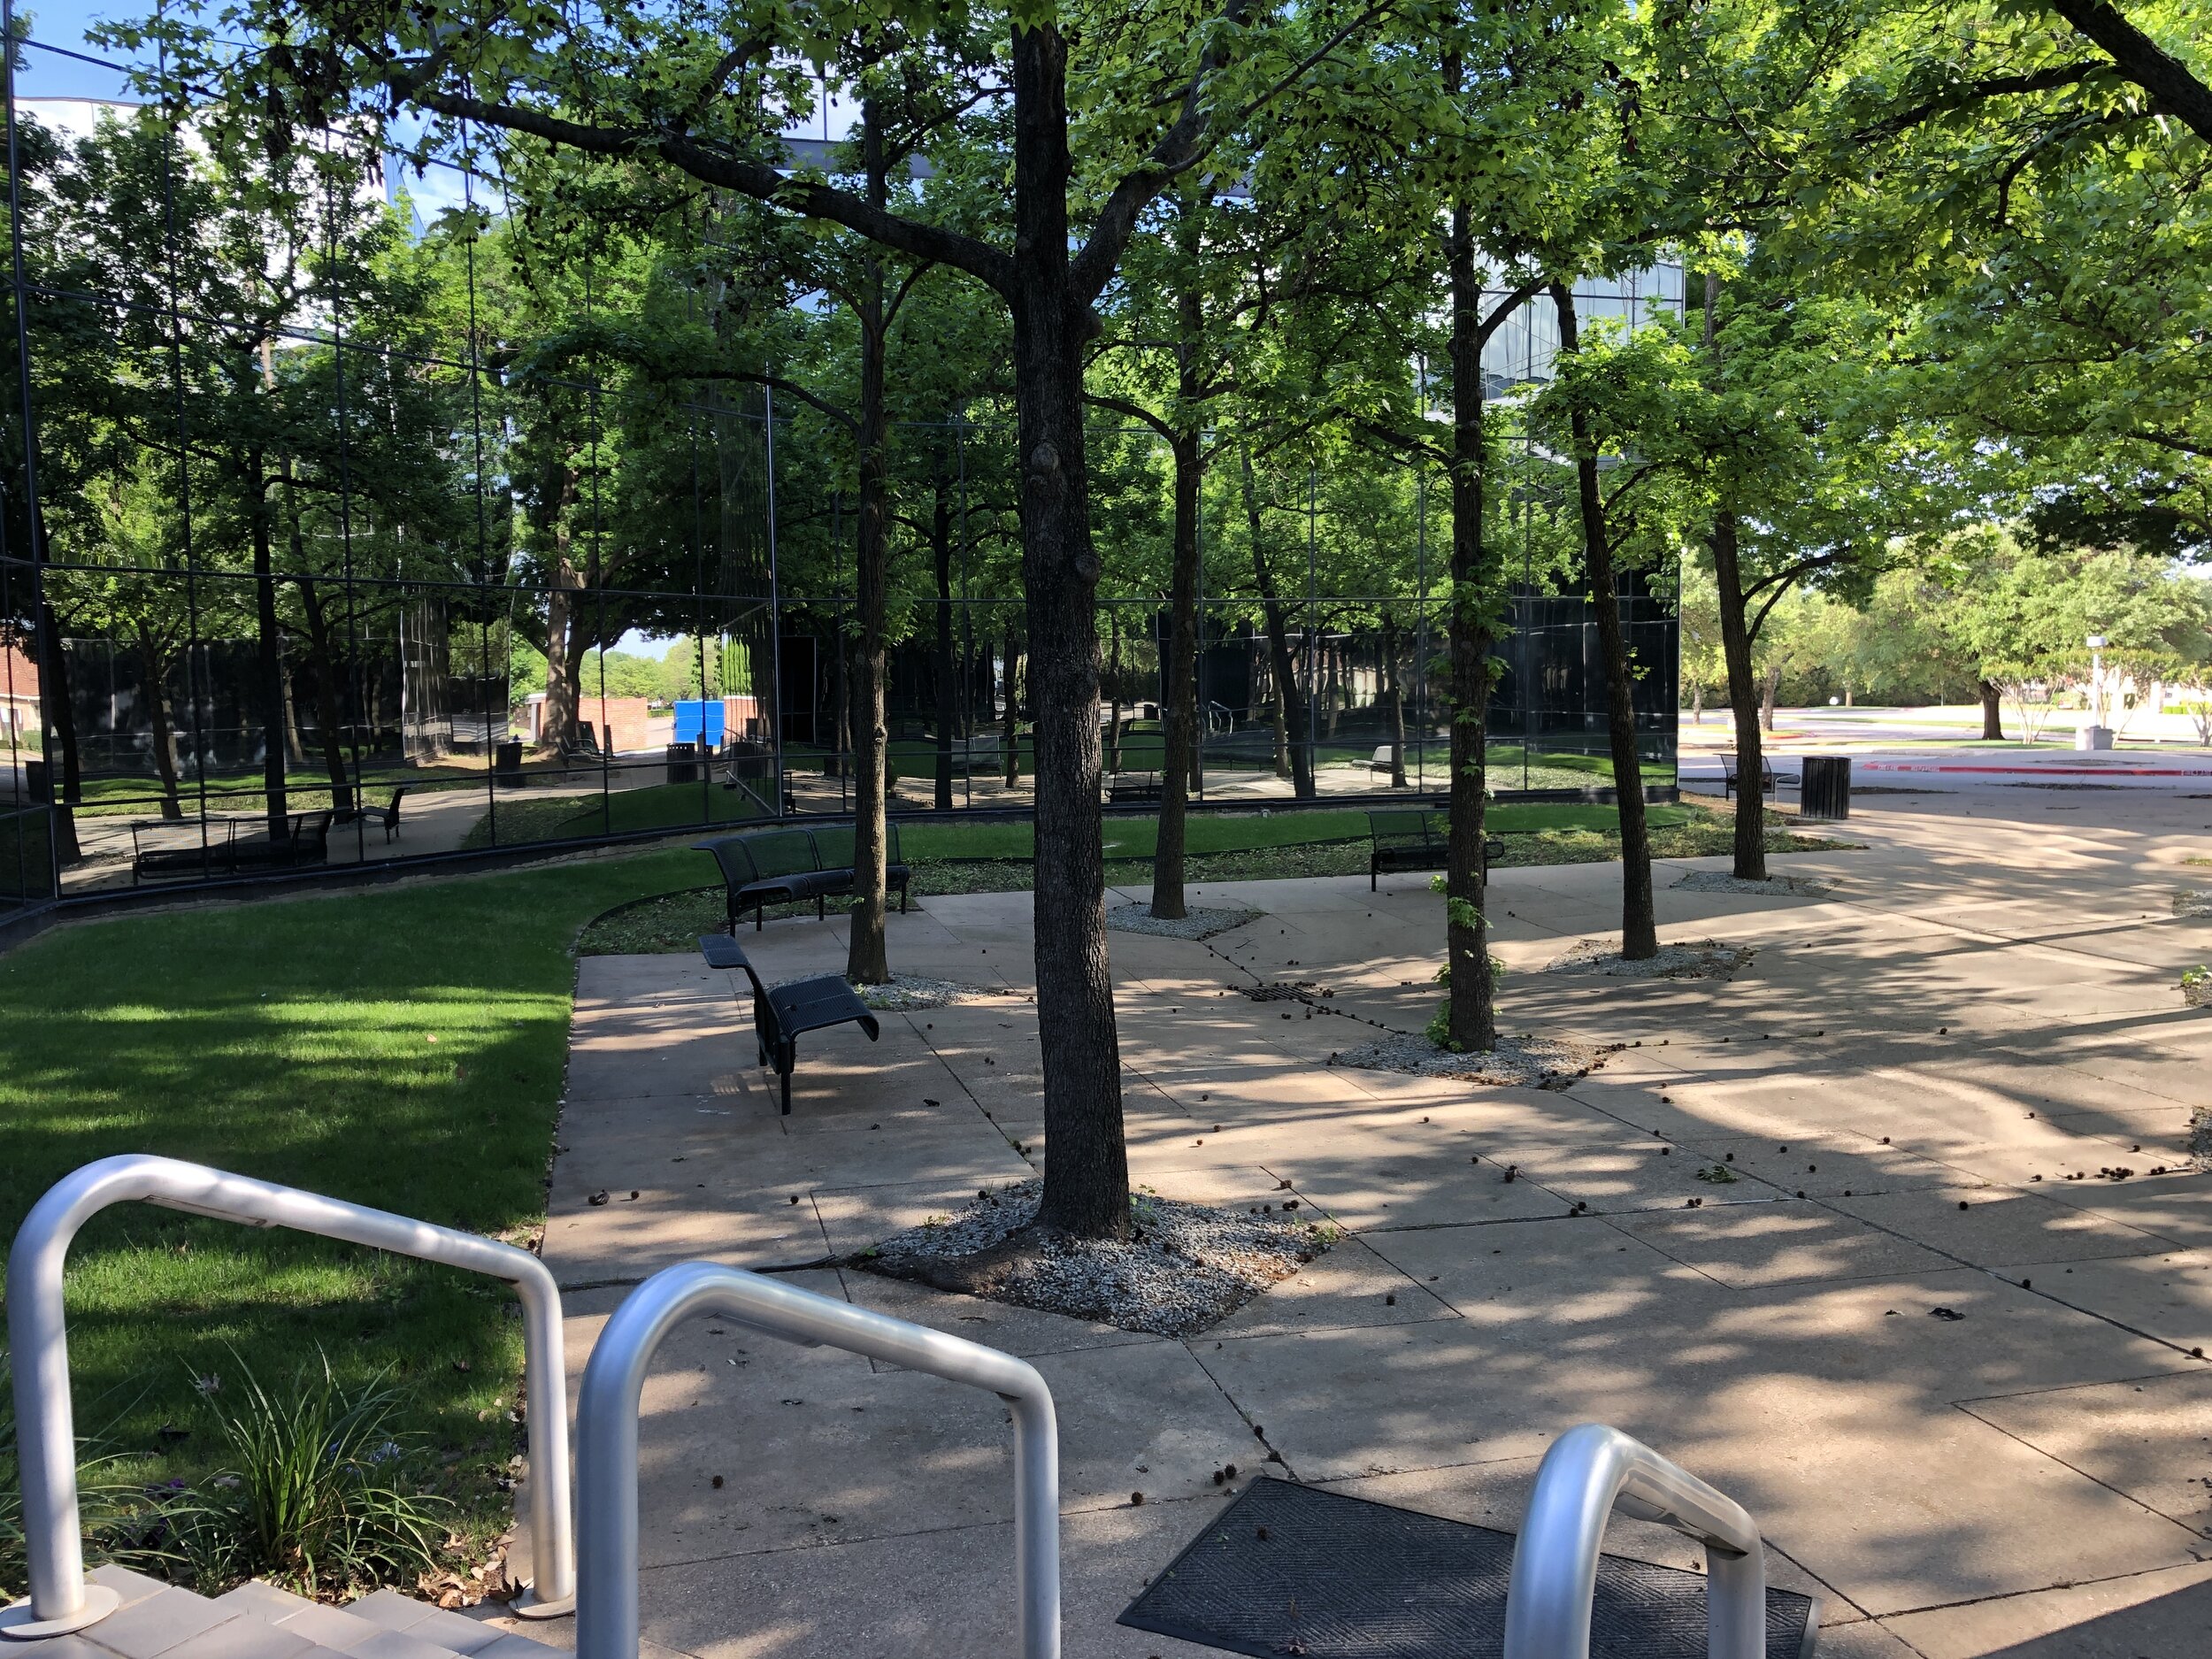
855;1180;1333;1338
1332;1031;1611;1088
1674;871;1834;899
1541;939;1755;980
1106;902;1263;941
2173;890;2212;918
857;973;999;1010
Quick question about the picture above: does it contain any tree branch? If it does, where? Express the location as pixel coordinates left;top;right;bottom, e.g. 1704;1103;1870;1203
2042;0;2212;143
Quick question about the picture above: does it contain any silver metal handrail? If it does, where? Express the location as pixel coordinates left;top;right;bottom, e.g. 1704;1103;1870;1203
573;1261;1060;1659
1504;1423;1768;1659
0;1155;576;1639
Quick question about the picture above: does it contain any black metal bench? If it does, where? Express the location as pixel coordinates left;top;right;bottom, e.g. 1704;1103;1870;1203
130;809;334;886
1367;809;1502;892
694;824;912;932
1719;752;1793;799
699;933;880;1115
336;785;408;842
1105;771;1162;804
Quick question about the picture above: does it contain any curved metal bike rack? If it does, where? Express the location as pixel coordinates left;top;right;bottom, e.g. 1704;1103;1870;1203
0;1155;576;1638
573;1261;1060;1659
1504;1423;1768;1659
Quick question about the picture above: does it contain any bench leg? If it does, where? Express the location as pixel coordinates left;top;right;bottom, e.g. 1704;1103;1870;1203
756;900;765;932
900;883;909;915
780;1045;795;1116
816;895;825;920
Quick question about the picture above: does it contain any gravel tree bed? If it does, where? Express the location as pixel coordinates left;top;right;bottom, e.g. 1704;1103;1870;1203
1106;902;1263;941
2174;890;2212;919
855;973;1001;1010
1541;939;1755;979
854;1180;1334;1338
1673;871;1834;899
1331;1031;1612;1087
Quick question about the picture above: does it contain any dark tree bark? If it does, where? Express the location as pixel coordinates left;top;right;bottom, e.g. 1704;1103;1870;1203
1979;680;2004;740
295;576;356;816
1106;606;1124;774
1382;613;1409;788
247;450;288;837
2043;0;2212;144
133;626;183;821
1760;663;1780;733
1240;449;1315;799
933;475;957;810
1700;276;1763;881
1442;120;1497;1050
36;595;81;861
1709;509;1767;882
1552;282;1657;961
1010;24;1127;1239
1152;421;1202;919
1001;620;1022;787
847;99;893;987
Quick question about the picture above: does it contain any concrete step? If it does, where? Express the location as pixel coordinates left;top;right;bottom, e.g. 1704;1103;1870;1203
8;1565;565;1658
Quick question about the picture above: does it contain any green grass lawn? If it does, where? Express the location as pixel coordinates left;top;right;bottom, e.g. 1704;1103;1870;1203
0;848;695;1590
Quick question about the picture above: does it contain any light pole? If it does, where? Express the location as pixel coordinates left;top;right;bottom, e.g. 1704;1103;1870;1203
2081;634;2110;750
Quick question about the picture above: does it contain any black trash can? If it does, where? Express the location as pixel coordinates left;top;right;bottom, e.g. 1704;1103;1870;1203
666;741;701;786
24;759;49;802
495;739;525;787
1801;755;1851;820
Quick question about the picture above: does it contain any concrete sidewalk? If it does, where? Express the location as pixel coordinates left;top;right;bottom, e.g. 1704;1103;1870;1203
532;787;2212;1658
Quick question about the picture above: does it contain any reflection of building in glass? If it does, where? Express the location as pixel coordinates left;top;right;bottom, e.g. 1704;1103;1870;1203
1;83;1680;918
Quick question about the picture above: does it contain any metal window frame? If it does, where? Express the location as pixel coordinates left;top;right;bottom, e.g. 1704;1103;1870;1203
573;1261;1059;1659
0;1155;576;1638
1503;1423;1770;1659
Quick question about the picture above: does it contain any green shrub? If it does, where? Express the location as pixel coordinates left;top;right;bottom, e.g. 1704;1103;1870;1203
159;1356;448;1599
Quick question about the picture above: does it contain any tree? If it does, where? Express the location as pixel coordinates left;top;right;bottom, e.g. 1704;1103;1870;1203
167;0;1394;1239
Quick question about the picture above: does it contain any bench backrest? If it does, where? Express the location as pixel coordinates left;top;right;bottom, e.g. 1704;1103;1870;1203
1369;809;1442;846
696;933;767;1000
291;809;334;852
810;822;903;871
738;828;822;880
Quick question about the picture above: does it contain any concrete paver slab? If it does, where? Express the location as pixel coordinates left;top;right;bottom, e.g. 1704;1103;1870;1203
1959;1368;2212;1539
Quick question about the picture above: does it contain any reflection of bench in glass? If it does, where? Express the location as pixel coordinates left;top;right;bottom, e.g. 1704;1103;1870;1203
945;733;1001;772
1367;809;1502;891
699;933;879;1115
694;825;911;932
334;786;408;842
130;810;334;886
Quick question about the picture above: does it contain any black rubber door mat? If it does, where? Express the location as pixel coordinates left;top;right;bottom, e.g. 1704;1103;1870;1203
1118;1478;1819;1658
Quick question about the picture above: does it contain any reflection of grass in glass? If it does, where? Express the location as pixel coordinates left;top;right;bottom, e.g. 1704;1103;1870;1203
67;764;488;819
0;847;696;1569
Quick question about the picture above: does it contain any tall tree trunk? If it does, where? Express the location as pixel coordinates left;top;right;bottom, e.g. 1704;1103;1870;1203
542;556;579;748
279;650;307;764
1691;680;1702;724
1442;114;1498;1050
295;576;357;816
134;626;182;820
1002;622;1022;787
37;596;81;862
1553;282;1657;960
933;475;956;810
1383;613;1408;788
1106;606;1126;773
1709;509;1767;882
1240;449;1314;798
248;453;288;838
1760;664;1779;733
847;98;893;987
1979;679;2003;740
1010;23;1127;1240
1152;420;1202;920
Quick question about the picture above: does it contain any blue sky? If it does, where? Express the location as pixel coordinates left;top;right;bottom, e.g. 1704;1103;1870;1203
11;0;148;100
